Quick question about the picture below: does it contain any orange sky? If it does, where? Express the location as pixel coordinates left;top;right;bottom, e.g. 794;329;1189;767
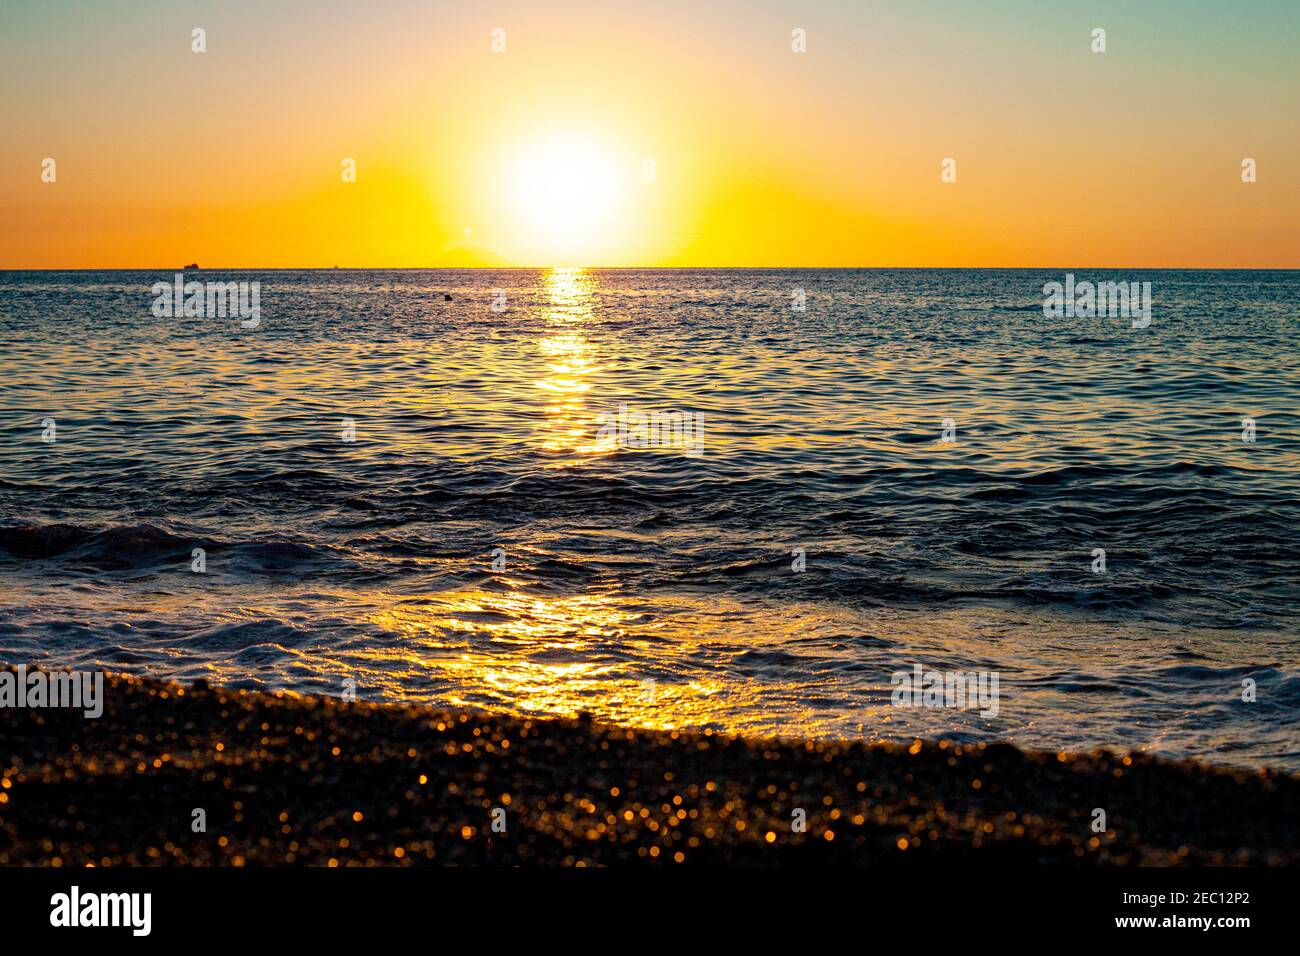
2;0;1297;268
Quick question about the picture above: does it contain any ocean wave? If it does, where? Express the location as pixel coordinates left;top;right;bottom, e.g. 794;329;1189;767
0;521;339;571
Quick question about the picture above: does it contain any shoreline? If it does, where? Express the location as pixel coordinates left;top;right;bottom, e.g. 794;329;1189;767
1;670;1295;866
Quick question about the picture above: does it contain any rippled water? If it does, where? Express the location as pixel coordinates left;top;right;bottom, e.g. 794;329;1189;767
1;268;1297;769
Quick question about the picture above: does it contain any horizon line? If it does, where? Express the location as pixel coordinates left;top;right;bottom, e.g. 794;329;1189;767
3;265;1299;273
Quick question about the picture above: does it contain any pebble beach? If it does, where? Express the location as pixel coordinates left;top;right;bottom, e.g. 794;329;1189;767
1;670;1294;867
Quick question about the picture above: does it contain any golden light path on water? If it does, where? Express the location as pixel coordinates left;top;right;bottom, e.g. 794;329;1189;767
330;267;874;732
355;269;731;730
366;592;736;731
533;267;616;460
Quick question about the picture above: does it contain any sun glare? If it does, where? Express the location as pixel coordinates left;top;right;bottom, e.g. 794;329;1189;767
502;136;626;263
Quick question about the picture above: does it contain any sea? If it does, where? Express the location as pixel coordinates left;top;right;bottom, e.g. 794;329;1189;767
1;268;1296;769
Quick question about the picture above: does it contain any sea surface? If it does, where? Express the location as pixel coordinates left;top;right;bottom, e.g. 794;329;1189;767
1;268;1297;769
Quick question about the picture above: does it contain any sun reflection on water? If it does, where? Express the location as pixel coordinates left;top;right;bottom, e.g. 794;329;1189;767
369;590;726;729
534;268;617;460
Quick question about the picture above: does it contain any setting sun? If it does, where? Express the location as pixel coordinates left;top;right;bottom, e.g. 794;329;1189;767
499;136;627;264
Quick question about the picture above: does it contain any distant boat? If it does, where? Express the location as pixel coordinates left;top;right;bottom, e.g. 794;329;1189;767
182;263;199;270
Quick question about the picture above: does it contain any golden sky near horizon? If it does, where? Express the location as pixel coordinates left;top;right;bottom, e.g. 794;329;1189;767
1;0;1298;268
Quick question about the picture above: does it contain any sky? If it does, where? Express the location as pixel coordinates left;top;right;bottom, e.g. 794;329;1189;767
1;0;1297;268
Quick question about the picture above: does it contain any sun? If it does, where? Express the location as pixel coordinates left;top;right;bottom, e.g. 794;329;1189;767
501;135;626;263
